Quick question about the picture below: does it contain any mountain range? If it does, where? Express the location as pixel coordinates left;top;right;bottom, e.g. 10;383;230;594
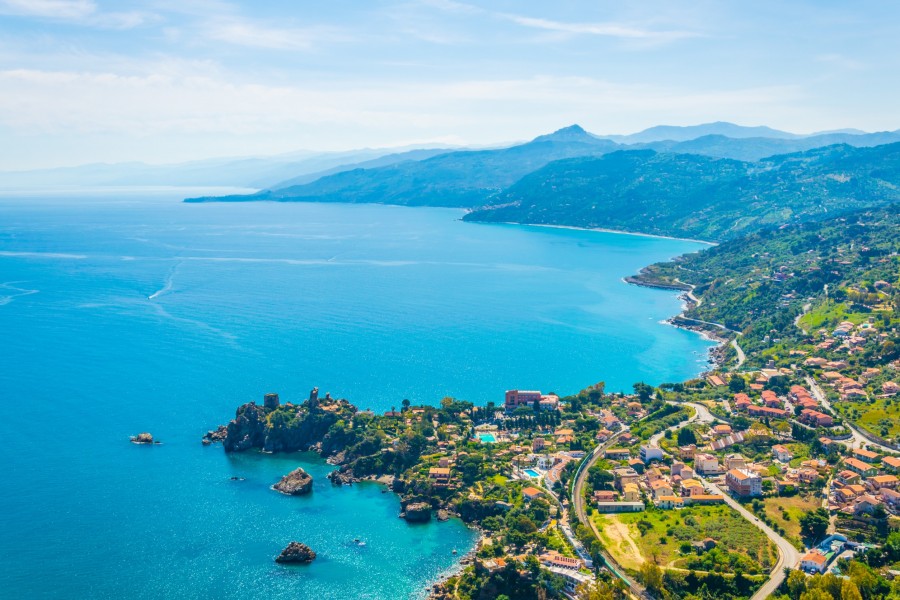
184;123;900;241
5;121;898;192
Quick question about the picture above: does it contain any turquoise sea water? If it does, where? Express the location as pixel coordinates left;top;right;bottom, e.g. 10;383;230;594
0;190;714;598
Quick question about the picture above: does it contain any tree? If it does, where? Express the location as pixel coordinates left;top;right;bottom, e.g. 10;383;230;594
633;382;654;402
729;376;747;393
576;579;624;600
799;589;833;600
786;569;808;598
840;579;863;600
401;398;410;412
524;554;542;577
638;563;663;593
799;508;830;542
677;427;697;446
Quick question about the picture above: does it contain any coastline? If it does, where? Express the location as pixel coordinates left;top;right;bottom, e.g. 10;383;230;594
422;529;482;600
479;219;717;246
473;217;729;370
624;274;731;370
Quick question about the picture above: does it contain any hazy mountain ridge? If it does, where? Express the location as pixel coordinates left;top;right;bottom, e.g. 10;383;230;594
463;142;900;240
0;146;458;190
185;123;900;205
186;131;620;206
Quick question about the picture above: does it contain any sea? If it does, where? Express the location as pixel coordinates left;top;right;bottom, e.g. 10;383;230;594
0;189;715;599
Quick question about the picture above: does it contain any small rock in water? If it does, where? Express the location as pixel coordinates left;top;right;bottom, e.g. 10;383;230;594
400;502;432;522
274;468;313;495
275;542;316;564
131;432;155;445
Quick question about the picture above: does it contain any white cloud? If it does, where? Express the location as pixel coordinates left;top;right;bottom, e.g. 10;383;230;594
0;0;96;19
0;64;806;140
501;14;699;42
201;18;346;50
816;53;866;71
0;0;155;28
416;1;700;44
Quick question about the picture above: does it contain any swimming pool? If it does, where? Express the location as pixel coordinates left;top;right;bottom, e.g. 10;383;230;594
478;433;497;443
524;469;541;478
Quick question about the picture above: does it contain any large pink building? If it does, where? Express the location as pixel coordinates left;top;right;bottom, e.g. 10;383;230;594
505;390;542;411
504;390;559;412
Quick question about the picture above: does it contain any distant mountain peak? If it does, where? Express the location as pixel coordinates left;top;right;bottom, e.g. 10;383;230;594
531;124;598;143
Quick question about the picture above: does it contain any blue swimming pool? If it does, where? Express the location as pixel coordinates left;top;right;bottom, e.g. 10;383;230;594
478;433;497;443
524;469;540;478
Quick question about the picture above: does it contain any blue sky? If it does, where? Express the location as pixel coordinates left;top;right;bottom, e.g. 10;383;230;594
0;0;898;169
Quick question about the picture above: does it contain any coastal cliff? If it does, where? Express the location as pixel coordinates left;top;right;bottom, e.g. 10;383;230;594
207;389;356;455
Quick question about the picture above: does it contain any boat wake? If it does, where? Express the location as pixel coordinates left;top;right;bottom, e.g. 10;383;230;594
148;261;181;300
0;281;39;306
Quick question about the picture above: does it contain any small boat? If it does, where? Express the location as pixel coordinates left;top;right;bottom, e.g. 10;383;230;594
452;549;457;555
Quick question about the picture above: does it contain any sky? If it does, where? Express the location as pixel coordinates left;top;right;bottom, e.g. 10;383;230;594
0;0;898;169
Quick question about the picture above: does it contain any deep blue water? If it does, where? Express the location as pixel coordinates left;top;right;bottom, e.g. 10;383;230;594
0;190;714;598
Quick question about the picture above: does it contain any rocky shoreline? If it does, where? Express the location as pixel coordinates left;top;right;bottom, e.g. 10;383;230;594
425;532;482;600
624;273;731;370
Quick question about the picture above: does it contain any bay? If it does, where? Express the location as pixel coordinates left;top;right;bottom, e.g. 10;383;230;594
0;190;714;598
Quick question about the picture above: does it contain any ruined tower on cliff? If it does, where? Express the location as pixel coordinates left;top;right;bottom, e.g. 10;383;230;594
308;387;319;408
264;393;280;410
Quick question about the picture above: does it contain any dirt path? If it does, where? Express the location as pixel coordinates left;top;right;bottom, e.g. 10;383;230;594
601;516;644;569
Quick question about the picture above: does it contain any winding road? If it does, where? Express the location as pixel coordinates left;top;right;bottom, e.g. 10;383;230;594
572;400;799;600
805;376;897;453
701;478;802;600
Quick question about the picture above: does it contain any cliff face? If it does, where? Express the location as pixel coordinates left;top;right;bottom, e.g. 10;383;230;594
221;399;353;454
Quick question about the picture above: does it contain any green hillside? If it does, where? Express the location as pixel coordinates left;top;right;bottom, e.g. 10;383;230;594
464;143;900;240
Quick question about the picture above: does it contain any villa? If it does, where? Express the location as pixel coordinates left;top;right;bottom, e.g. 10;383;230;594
726;469;762;497
773;445;793;463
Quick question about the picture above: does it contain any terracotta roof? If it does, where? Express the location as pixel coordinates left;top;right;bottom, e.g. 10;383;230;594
845;457;874;471
802;551;827;565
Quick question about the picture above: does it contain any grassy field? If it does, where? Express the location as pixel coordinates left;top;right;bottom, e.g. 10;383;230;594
546;525;576;557
593;505;775;574
836;398;900;438
798;301;865;331
762;495;821;547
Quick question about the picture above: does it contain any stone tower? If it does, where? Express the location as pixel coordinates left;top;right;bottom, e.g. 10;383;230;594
309;387;319;407
264;393;280;410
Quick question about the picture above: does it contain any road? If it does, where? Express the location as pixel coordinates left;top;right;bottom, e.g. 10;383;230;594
731;336;746;367
648;401;719;447
805;376;896;453
642;401;799;600
702;479;802;600
674;281;746;367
